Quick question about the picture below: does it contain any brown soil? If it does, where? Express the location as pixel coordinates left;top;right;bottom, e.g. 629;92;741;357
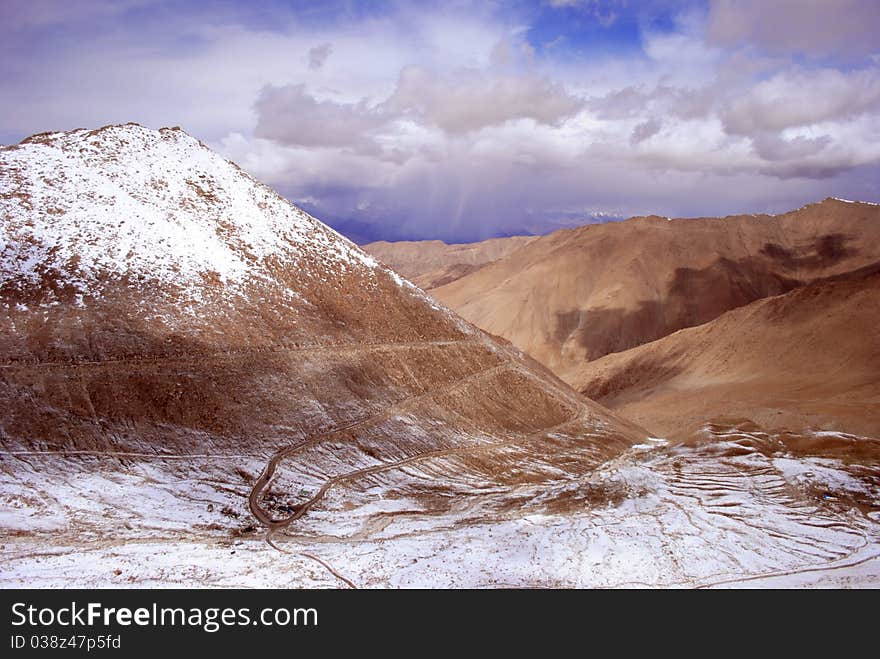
431;199;880;387
576;269;880;439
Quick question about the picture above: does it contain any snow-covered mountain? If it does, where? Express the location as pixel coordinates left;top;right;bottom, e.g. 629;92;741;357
0;124;668;587
1;124;483;365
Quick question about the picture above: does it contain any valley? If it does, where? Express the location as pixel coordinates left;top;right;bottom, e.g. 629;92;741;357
2;123;878;588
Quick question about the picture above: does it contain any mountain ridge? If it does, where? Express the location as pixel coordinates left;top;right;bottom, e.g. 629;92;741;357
431;197;880;385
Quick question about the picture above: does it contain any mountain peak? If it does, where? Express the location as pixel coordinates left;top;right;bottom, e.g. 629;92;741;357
17;122;187;146
1;122;382;311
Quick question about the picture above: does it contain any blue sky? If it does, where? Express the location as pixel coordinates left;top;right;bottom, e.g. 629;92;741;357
2;0;880;242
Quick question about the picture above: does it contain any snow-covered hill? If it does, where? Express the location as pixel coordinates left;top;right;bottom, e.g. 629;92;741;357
1;124;483;364
0;124;660;587
1;124;376;304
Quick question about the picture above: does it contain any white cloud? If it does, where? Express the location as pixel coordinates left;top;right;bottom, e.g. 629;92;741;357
721;68;880;135
385;66;584;134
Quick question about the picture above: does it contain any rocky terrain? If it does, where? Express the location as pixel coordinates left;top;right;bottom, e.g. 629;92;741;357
1;124;877;588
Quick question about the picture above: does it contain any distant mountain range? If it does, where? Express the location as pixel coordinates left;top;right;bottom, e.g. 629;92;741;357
365;198;880;438
324;212;626;245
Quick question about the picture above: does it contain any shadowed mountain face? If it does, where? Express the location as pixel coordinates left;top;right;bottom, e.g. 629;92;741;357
364;236;536;290
576;268;880;440
431;200;880;386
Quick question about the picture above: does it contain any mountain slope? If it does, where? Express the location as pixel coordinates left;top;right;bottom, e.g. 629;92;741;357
2;125;878;588
431;200;880;385
365;235;536;290
0;124;646;583
576;268;880;439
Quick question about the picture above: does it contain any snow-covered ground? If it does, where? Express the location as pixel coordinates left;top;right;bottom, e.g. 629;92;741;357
3;426;877;588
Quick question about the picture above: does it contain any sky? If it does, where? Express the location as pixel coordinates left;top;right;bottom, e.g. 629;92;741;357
2;0;880;242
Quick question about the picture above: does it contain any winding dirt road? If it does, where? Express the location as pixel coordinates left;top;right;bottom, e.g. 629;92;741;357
247;357;593;530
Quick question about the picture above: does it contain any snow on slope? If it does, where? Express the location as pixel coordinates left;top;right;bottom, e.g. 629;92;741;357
832;197;880;206
2;423;878;588
0;124;379;304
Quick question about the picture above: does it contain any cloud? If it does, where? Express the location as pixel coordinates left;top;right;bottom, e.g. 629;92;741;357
630;118;662;145
253;59;586;152
589;87;651;119
385;66;585;134
706;0;880;58
589;84;715;122
253;84;388;149
751;133;831;163
307;42;333;70
546;0;624;27
721;68;880;136
489;36;536;69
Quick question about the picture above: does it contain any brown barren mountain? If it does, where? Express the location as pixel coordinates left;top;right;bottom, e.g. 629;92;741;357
0;124;644;549
365;235;536;290
432;199;880;387
577;267;880;439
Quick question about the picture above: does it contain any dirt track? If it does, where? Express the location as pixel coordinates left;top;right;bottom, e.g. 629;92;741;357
248;357;585;529
0;339;469;370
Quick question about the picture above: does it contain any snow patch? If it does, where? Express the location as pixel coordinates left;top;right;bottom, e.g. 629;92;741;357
831;197;880;206
631;437;669;451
